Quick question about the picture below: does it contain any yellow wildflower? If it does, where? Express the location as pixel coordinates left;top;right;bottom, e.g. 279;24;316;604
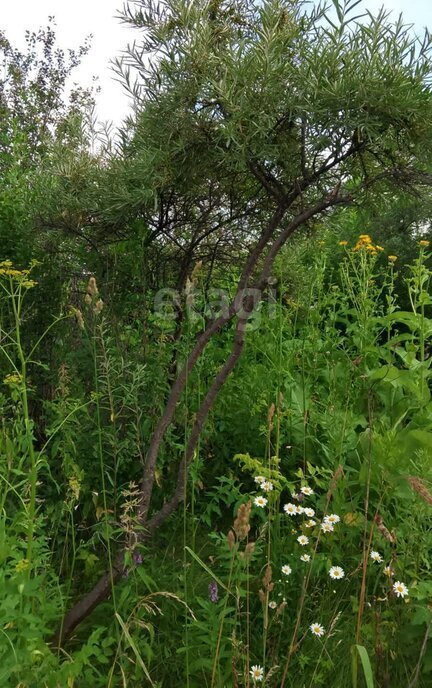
419;240;430;247
388;255;398;263
338;240;348;246
375;245;384;251
68;476;81;501
3;373;22;386
15;559;30;574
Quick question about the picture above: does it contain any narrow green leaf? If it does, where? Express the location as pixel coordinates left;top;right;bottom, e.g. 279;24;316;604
353;644;374;688
115;612;155;686
184;546;231;595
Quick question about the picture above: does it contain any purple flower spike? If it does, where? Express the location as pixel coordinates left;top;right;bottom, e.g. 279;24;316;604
208;581;219;603
133;550;143;566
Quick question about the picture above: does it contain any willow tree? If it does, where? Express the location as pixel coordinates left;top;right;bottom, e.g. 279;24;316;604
55;0;432;642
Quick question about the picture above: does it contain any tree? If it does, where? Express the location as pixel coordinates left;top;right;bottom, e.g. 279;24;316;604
55;0;432;643
0;22;94;267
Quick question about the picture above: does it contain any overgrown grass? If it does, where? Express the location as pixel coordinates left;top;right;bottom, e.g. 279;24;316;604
0;237;431;686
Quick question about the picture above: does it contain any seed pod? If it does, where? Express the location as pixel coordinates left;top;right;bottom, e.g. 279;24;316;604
87;277;98;297
227;529;236;550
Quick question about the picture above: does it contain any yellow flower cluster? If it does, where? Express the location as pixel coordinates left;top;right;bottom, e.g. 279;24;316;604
15;558;30;573
0;260;38;288
353;234;384;256
419;240;430;247
3;373;22;386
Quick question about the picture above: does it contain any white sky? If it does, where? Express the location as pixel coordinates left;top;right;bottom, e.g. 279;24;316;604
1;0;135;124
1;0;431;125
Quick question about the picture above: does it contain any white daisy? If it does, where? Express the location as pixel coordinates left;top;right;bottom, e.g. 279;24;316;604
250;665;264;682
254;476;266;485
310;622;325;637
304;507;315;518
283;503;297;516
320;522;334;533
295;505;304;514
281;564;292;576
269;600;277;609
297;535;309;546
393;581;409;598
329;566;345;580
254;496;268;508
383;565;394;577
305;519;316;528
261;481;274;492
301;486;314;496
324;514;340;525
300;554;311;562
370;551;383;563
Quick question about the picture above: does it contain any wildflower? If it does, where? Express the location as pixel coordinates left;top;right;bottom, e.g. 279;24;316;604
375;245;384;251
254;476;266;485
295;505;304;514
250;665;264;682
383;566;394;577
301;486;314;496
133;550;143;566
339;240;348;246
94;298;104;315
241;542;256;561
233;502;252;540
254;496;268;508
300;554;311;562
70;306;85;329
297;535;309;546
269;600;277;609
281;564;292;576
388;255;397;263
419;240;430;247
370;551;383;563
305;519;316;528
15;559;30;574
310;623;325;637
87;276;99;298
227;529;236;549
68;476;81;501
329;566;345;580
208;580;219;603
353;235;373;251
321;522;334;533
324;514;340;525
284;503;297;516
3;373;22;386
406;476;432;506
304;508;315;517
393;581;409;598
261;481;274;492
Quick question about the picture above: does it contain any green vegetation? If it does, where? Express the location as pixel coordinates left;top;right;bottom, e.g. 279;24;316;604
1;1;432;685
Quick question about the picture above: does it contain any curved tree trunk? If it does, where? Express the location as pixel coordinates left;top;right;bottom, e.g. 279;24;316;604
52;190;350;647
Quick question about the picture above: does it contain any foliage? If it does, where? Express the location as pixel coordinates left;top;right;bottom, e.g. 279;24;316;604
1;1;432;686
